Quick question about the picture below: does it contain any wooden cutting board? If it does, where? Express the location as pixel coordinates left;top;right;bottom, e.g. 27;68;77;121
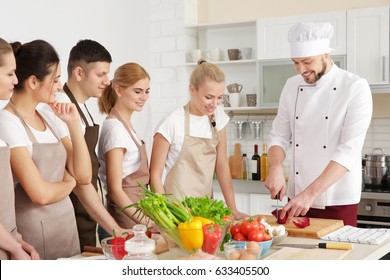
229;143;243;179
263;215;344;239
264;247;350;260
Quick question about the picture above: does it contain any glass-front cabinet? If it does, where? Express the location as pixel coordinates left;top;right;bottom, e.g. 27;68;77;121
258;55;346;108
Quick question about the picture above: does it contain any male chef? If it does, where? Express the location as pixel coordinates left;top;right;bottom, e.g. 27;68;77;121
265;22;373;226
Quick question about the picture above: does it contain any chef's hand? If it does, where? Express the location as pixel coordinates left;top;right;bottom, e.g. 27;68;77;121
48;102;80;124
280;190;315;223
265;164;286;200
12;233;40;260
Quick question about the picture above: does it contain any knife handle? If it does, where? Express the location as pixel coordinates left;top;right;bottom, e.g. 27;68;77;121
319;242;353;250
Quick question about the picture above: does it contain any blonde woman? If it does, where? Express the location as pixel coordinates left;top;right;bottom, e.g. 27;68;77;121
97;62;153;241
150;59;247;220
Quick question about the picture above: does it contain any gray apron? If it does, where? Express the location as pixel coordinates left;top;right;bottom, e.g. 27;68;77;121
164;103;219;198
0;145;17;260
9;102;80;260
106;108;150;229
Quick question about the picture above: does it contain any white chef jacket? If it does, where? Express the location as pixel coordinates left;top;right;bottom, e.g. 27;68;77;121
268;63;372;208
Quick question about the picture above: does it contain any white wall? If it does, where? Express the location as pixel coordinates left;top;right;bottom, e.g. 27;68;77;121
0;0;152;146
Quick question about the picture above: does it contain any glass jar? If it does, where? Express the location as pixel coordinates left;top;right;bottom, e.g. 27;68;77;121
122;224;157;260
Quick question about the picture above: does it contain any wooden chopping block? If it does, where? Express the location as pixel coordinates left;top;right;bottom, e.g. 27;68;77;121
262;215;344;239
229;143;243;179
264;247;350;260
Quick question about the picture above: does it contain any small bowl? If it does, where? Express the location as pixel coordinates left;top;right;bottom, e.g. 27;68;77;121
101;236;126;260
223;241;262;260
272;232;288;245
230;238;273;256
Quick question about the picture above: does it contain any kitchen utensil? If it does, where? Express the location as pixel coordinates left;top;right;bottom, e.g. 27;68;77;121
222;94;231;107
226;83;243;93
246;93;257;106
363;148;388;186
229;93;240;107
251;121;262;139
275;192;280;221
278;242;353;250
262;215;344;238
241;47;252;60
229;143;243;179
186;49;202;63
232;121;245;139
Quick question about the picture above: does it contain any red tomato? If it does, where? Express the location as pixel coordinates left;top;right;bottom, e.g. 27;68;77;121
111;236;127;260
230;224;242;236
233;232;247;241
292;217;310;228
263;233;272;241
240;219;260;236
247;229;265;242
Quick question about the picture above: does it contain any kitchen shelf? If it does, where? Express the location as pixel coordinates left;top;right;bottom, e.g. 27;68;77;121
223;106;277;115
185;59;257;66
185;20;256;30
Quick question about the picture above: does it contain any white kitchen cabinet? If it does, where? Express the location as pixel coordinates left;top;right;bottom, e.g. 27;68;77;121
249;193;287;216
185;21;262;112
213;191;286;216
257;10;346;59
347;6;390;90
214;191;250;214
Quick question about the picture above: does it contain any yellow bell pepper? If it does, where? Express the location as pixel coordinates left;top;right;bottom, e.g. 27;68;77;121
178;219;204;251
193;216;214;226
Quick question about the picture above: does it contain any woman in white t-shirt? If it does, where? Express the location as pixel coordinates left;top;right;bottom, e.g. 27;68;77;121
0;40;91;259
97;62;153;241
150;59;247;220
0;37;39;260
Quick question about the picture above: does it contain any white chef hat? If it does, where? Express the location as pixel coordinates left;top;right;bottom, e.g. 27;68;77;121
288;22;334;58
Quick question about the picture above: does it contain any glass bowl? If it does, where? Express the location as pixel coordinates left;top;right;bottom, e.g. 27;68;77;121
158;225;227;259
223;241;263;260
229;238;273;257
101;236;126;260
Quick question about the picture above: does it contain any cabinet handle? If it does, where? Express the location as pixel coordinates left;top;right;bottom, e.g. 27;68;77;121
382;56;386;82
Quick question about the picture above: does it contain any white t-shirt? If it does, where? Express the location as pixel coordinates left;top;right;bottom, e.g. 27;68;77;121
0;138;7;147
39;92;94;134
98;118;142;192
0;109;68;155
154;105;229;175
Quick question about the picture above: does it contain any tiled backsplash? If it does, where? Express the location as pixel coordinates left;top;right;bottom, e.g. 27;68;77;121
226;117;390;157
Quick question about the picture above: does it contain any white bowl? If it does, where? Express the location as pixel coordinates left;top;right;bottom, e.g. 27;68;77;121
272;231;288;245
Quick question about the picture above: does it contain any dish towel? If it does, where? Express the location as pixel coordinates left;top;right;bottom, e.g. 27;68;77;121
320;226;390;245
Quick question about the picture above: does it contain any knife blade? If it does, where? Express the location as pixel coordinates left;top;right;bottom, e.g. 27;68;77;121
278;242;353;250
275;191;280;221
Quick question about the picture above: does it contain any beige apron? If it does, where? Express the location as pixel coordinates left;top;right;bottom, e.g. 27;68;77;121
0;145;17;260
164;103;219;199
64;83;99;249
9;102;80;260
105;108;150;229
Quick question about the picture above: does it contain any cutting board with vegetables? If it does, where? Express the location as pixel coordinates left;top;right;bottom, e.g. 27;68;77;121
229;143;242;179
263;215;344;239
264;247;350;260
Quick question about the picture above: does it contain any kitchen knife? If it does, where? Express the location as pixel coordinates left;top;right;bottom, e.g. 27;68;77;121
278;242;353;250
275;191;280;221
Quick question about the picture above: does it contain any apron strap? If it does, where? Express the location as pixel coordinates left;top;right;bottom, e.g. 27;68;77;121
109;108;143;148
63;83;95;127
8;101;61;143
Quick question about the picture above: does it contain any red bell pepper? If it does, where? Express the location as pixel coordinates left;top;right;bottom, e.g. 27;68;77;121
111;236;127;260
202;223;222;254
271;209;288;224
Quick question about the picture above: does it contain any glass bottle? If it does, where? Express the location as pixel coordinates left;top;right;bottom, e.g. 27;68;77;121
122;224;157;260
242;153;249;180
260;143;269;181
250;144;260;180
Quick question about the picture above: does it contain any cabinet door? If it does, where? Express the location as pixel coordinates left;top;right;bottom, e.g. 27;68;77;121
249;193;287;216
257;11;346;59
214;191;250;214
347;6;389;85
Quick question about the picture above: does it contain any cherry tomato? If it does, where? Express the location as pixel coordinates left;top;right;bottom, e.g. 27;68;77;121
233;232;247;241
230;224;242;236
292;217;310;228
111;236;127;260
240;218;260;236
247;229;265;242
